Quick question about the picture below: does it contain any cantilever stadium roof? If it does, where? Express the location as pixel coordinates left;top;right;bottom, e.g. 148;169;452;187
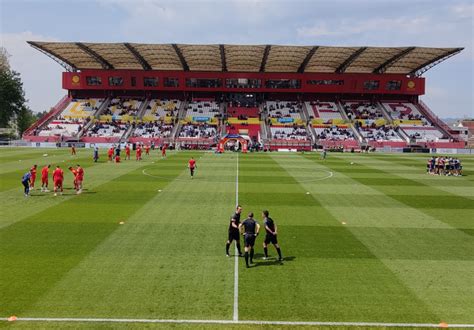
28;42;463;76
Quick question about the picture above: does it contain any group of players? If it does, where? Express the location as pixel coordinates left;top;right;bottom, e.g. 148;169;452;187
226;205;283;268
426;156;463;176
103;144;167;163
21;164;84;197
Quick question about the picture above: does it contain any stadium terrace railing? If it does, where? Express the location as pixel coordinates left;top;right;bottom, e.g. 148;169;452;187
23;95;71;137
417;100;456;140
77;97;112;139
137;99;151;119
376;101;394;123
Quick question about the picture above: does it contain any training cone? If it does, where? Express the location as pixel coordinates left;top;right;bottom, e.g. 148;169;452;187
439;322;448;328
119;221;125;225
7;316;17;322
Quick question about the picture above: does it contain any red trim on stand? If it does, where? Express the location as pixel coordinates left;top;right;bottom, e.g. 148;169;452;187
81;136;121;143
63;70;425;95
23;95;71;137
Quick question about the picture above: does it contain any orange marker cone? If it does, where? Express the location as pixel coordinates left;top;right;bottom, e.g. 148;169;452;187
7;316;17;322
439;322;448;328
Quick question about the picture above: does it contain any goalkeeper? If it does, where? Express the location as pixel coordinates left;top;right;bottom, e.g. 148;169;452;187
239;212;260;268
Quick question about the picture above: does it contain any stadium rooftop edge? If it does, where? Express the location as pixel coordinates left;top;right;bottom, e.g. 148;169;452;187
28;42;462;77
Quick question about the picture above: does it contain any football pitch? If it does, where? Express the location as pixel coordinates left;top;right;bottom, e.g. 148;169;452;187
0;148;473;329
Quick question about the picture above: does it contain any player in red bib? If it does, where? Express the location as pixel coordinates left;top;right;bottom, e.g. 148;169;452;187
41;164;51;192
53;165;64;196
145;144;150;156
161;144;167;158
136;145;142;161
108;147;114;162
29;165;37;190
125;144;131;160
76;164;84;194
68;166;78;191
188;157;196;179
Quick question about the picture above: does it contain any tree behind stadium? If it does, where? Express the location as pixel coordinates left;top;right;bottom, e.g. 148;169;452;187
0;47;36;137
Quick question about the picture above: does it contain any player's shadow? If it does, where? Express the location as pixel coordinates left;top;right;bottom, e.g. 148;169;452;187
253;253;295;267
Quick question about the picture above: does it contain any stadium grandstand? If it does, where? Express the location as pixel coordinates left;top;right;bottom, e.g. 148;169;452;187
24;42;465;151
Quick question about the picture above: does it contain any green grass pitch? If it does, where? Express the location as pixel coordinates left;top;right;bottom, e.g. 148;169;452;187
0;147;473;329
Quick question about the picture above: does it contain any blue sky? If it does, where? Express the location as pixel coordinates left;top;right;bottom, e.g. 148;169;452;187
1;0;473;118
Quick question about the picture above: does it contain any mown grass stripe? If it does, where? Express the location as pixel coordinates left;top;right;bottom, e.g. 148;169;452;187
0;154;171;230
0;153;190;317
366;154;474;198
0;149;91;174
237;153;437;323
299;153;474;323
325;154;474;232
15;152;236;320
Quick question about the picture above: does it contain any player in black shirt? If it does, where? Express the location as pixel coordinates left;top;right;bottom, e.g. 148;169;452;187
262;210;283;261
226;205;243;257
239;212;260;268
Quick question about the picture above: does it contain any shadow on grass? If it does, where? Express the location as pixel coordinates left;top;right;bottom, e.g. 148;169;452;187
29;190;97;197
252;253;295;267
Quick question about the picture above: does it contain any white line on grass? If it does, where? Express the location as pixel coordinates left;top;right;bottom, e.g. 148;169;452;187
142;168;191;181
233;152;239;322
3;317;474;328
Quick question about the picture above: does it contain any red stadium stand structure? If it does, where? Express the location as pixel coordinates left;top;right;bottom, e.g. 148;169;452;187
24;42;465;150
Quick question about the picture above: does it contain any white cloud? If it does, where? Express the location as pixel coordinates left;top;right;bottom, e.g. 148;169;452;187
1;31;65;113
297;16;430;38
451;3;474;18
96;0;291;44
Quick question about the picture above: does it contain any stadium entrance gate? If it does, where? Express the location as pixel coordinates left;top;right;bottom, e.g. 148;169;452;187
218;134;248;153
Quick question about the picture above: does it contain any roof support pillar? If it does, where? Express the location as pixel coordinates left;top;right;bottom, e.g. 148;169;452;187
172;44;189;71
336;47;367;73
76;42;114;69
260;45;271;72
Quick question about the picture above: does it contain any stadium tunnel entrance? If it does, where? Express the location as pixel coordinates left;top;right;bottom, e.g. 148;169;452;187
218;134;249;153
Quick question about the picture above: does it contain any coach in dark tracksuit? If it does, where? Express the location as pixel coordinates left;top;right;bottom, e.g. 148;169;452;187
239;212;260;268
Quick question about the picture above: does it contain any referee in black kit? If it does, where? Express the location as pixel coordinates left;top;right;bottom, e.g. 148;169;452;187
239;212;260;268
226;205;243;257
262;210;283;261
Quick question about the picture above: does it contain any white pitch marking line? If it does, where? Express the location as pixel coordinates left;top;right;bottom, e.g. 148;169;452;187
3;318;474;328
233;152;239;322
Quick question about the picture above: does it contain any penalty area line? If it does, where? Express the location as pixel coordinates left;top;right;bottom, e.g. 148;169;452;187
2;317;474;328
